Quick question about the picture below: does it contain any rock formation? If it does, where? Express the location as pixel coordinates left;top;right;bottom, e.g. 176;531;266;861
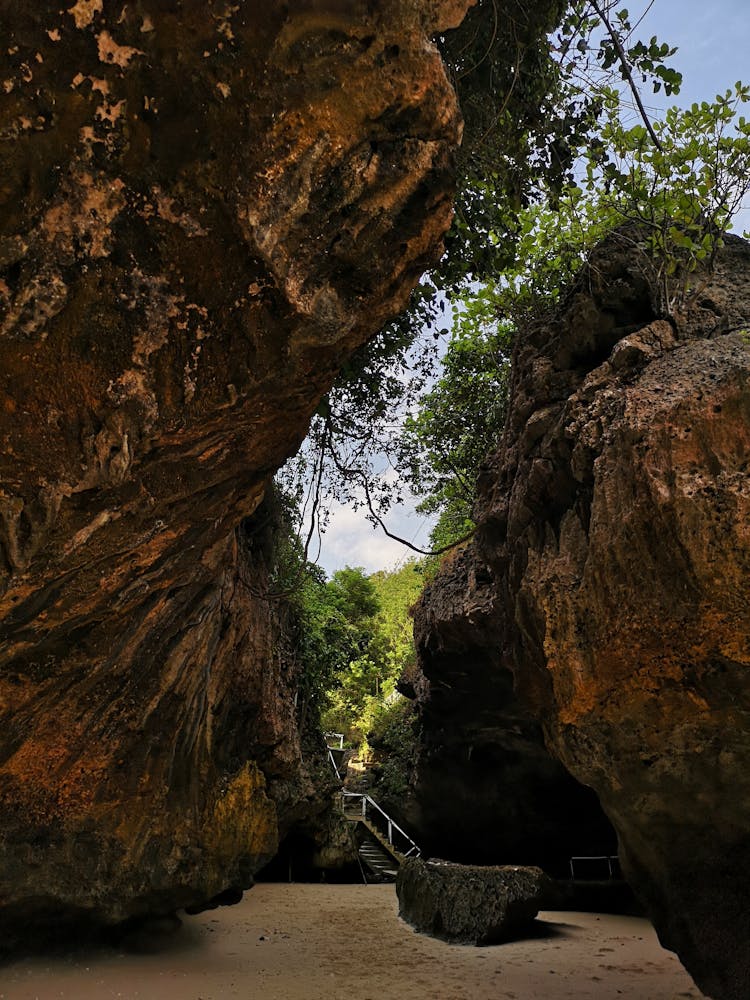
415;233;750;1000
0;0;470;940
397;857;555;944
410;544;617;871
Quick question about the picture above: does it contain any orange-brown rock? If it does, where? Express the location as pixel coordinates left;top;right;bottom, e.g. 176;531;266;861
0;0;470;939
418;234;750;1000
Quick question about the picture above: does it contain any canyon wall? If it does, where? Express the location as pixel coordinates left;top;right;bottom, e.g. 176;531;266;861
416;234;750;1000
410;544;617;872
0;0;470;938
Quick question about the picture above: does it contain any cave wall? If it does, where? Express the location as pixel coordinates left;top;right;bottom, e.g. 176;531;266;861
411;545;617;872
0;0;471;936
417;233;750;1000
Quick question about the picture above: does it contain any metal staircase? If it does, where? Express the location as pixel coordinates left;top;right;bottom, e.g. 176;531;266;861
324;735;421;883
342;792;420;857
357;832;400;882
341;790;421;883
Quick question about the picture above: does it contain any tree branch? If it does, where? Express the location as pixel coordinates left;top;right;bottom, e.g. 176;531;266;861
302;419;329;564
589;0;664;151
324;420;475;559
361;476;475;558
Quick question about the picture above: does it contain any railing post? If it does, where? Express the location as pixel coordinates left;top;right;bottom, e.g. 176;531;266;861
342;791;421;858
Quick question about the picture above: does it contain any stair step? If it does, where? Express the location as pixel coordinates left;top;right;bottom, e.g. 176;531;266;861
357;832;400;883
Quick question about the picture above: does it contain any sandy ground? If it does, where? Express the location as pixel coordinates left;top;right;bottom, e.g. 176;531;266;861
0;884;706;1000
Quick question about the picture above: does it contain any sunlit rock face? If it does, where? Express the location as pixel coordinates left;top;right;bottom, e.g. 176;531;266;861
0;0;469;938
418;234;750;1000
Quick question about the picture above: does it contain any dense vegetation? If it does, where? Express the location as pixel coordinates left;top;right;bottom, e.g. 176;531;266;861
262;479;425;784
299;561;424;747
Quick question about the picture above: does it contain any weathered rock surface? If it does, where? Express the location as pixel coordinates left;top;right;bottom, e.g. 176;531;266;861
417;234;750;999
397;857;554;944
410;544;617;871
0;0;470;939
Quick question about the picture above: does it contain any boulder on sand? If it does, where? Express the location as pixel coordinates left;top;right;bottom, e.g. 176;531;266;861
396;858;555;944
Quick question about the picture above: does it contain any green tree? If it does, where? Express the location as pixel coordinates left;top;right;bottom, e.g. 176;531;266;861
587;85;750;316
403;86;750;558
279;0;689;558
320;562;424;747
365;697;420;806
328;567;380;626
399;317;513;549
367;561;425;687
459;83;750;333
271;518;381;730
317;567;381;740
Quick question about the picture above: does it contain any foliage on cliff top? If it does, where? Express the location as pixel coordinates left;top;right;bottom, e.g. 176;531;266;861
418;84;749;551
279;0;693;552
266;488;424;748
398;316;513;553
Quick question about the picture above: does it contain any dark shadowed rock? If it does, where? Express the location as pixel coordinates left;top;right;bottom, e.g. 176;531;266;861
417;233;750;1000
409;544;617;872
397;857;555;944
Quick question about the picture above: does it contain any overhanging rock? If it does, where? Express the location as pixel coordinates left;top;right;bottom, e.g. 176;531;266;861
0;0;470;941
417;233;750;1000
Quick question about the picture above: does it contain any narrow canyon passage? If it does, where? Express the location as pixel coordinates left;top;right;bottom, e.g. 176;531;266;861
1;2;747;998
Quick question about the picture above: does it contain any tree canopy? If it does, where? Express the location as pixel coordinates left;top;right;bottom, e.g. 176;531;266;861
318;561;424;747
279;0;749;557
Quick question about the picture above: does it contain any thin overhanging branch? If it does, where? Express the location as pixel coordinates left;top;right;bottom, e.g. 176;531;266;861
589;0;664;151
324;418;475;558
433;444;474;501
557;2;593;64
302;419;329;564
361;480;475;558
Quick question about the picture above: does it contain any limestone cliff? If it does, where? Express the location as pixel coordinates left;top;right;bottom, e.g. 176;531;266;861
0;0;470;938
416;233;750;1000
411;544;617;871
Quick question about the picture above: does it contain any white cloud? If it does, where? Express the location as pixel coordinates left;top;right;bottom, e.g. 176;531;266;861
315;496;435;576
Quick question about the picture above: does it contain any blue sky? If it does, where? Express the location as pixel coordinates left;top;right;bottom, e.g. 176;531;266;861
642;0;749;109
316;0;750;576
636;0;750;234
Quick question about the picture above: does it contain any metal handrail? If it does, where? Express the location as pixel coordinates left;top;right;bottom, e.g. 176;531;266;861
569;855;620;880
342;791;421;858
324;732;345;750
327;747;343;779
